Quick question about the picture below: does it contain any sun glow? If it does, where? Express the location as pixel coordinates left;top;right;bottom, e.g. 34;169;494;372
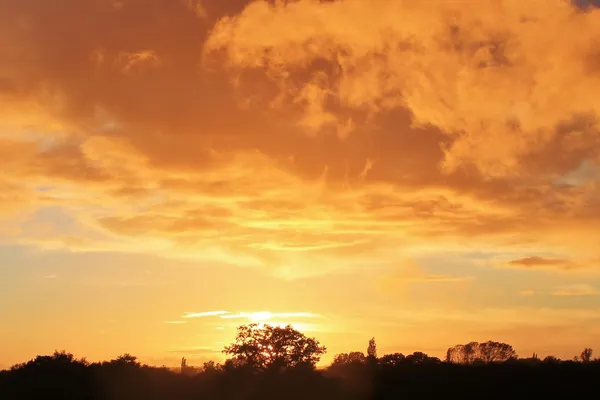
219;312;319;322
217;312;320;331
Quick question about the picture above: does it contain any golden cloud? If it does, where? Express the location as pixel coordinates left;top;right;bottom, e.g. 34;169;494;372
182;311;229;319
506;257;599;272
0;0;598;279
206;0;600;176
509;257;576;269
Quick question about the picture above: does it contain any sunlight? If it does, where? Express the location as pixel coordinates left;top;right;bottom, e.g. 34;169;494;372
3;0;600;390
219;311;319;323
258;322;315;332
216;312;320;332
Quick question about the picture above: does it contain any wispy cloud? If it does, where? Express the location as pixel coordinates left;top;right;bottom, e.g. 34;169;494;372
184;0;208;19
117;50;160;74
552;285;600;297
508;257;577;270
181;311;229;319
164;321;187;325
219;312;321;321
177;311;321;324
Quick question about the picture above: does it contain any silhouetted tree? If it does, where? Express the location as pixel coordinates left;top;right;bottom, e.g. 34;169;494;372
446;342;478;364
580;348;593;363
109;353;141;367
223;324;326;371
479;341;517;363
543;355;561;364
331;351;366;366
405;352;441;364
202;360;221;373
518;353;542;365
3;351;91;399
379;353;405;367
446;341;517;364
367;337;378;361
180;357;187;372
180;357;198;375
4;329;600;399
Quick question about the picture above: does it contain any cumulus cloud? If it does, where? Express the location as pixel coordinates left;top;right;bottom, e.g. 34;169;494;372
206;0;600;175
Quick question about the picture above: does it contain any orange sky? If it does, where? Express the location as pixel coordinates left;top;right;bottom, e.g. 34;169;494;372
1;0;600;368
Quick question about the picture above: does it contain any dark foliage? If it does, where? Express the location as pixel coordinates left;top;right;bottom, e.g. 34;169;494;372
446;341;517;364
223;324;326;371
1;328;599;399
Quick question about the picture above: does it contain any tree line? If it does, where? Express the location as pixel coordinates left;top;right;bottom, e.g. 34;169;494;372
1;323;599;399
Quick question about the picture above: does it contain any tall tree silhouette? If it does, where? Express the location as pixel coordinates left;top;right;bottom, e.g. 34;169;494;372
580;348;593;363
367;337;378;361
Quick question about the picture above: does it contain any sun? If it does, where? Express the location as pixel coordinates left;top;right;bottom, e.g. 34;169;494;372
247;311;273;322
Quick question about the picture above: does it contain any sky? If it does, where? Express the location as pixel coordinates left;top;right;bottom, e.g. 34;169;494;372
1;0;600;368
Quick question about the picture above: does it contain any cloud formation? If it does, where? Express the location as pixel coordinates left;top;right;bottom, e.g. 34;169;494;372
177;310;320;323
0;0;598;281
206;0;600;175
506;256;599;272
219;311;321;321
510;257;572;268
182;311;229;319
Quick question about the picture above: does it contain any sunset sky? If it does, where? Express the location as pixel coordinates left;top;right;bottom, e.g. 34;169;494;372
1;0;600;368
